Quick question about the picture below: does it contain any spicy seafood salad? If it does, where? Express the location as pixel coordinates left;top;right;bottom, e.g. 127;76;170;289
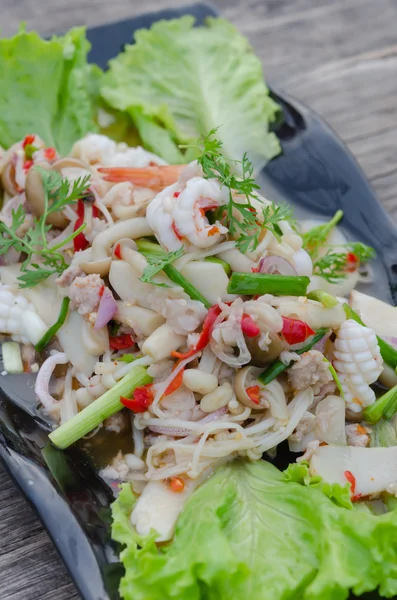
2;15;397;600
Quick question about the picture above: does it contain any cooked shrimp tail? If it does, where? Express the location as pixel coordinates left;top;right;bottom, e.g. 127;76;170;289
98;165;186;189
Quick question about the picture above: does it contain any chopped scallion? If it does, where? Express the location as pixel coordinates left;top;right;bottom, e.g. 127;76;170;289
2;341;23;374
49;365;152;449
258;329;328;385
35;297;70;352
307;289;339;308
363;385;397;425
227;272;310;296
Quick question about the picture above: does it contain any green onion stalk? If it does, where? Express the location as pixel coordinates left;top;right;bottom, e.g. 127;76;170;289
35;297;70;352
227;272;310;296
259;329;329;385
136;239;212;308
49;366;152;449
307;289;339;308
363;384;397;425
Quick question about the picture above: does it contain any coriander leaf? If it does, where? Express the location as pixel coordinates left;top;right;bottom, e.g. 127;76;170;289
302;210;343;258
1;169;91;288
191;130;294;252
313;250;348;283
140;247;184;287
313;242;375;283
347;241;376;263
0;27;99;154
35;166;91;215
101;16;280;170
261;201;294;241
18;265;58;288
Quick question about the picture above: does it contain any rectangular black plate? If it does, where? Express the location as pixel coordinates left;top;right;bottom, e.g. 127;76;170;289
1;3;396;600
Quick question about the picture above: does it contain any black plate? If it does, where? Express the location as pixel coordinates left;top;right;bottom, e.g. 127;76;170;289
1;3;396;600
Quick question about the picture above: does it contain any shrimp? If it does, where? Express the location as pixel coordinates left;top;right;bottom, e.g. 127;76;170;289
146;176;228;251
99;165;186;190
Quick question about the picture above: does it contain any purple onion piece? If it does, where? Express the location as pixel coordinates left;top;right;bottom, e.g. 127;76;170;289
94;287;117;330
258;255;297;276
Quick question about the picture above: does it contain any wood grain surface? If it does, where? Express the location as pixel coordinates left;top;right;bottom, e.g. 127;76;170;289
1;0;396;598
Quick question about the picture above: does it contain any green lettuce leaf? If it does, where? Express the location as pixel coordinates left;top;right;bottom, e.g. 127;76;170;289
0;27;98;154
101;16;281;169
112;460;397;600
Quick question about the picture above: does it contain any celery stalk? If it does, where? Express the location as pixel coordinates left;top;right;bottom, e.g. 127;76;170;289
49;366;152;449
2;341;23;373
363;385;397;425
136;239;166;256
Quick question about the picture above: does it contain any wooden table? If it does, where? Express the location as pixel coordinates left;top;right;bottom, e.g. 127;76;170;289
1;0;396;598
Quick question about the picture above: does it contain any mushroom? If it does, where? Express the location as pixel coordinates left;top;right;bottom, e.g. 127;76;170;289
25;157;90;228
234;365;266;409
1;162;19;197
245;331;286;367
80;217;153;277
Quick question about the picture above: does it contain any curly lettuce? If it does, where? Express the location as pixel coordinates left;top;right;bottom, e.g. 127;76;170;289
101;16;281;169
0;27;99;154
112;459;397;600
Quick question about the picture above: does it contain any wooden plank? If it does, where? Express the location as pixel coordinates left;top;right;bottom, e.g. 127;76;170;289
1;0;396;599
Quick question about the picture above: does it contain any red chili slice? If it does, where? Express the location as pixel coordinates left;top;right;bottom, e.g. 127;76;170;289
241;314;260;338
114;244;122;260
22;135;35;148
346;252;359;273
281;317;315;345
171;304;222;360
246;385;260;405
73;216;89;251
23;160;33;171
164;365;184;397
109;334;135;350
121;384;154;413
44;147;56;161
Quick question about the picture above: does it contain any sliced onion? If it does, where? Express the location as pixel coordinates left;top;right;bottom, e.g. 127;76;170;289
258;256;297;276
148;406;228;437
94;286;117;330
313;330;331;353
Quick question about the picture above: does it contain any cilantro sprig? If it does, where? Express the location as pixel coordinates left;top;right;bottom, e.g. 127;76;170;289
302;210;343;260
302;210;375;282
0;167;91;288
313;242;376;283
186;130;294;253
140;247;184;287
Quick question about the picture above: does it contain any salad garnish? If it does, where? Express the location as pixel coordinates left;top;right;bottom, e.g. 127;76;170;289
0;168;90;287
0;15;396;600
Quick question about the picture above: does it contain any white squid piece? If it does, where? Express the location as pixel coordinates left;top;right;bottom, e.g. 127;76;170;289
0;283;47;344
332;319;383;412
